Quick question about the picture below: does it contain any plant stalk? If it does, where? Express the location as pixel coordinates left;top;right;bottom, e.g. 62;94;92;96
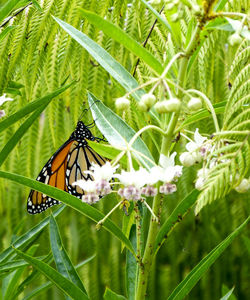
135;22;202;300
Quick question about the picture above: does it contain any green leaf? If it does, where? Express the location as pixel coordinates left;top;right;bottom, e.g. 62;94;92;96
154;190;199;254
0;256;47;274
126;225;137;300
87;140;128;168
176;101;226;131
0;82;75;167
88;92;155;170
0;171;136;256
167;216;250;300
214;0;230;12
104;287;127;300
13;248;89;300
0;25;16;41
2;245;38;300
0;206;65;264
79;9;163;75
0;0;21;23
22;256;95;300
140;0;171;33
49;215;88;295
220;286;235;300
53;17;144;102
0;82;74;133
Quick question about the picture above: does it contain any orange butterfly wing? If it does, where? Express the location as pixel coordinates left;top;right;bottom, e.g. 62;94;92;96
27;121;106;214
27;140;74;214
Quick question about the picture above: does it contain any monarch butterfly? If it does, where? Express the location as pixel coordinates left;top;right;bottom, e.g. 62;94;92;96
27;121;106;214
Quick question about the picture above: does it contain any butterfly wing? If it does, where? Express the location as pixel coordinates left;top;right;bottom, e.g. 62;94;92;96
27;139;106;214
66;142;106;199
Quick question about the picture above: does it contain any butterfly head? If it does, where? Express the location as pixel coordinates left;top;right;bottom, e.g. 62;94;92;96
71;121;95;142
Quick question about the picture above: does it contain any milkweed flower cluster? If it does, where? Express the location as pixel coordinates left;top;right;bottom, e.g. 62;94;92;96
179;128;250;195
73;152;183;204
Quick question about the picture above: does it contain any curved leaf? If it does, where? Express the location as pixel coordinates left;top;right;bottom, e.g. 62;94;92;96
0;171;136;256
88;92;155;169
14;248;89;300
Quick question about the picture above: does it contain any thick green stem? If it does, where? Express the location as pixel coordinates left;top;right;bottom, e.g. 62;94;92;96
135;23;202;300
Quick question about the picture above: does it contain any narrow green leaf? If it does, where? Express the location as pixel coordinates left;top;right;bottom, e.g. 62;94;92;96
2;245;38;300
0;25;16;41
22;256;95;300
167;216;250;300
176;101;226;131
0;0;21;23
87;140;128;168
0;256;47;274
88;92;155;170
214;0;228;12
79;9;163;75
13;248;89;300
104;287;127;300
126;225;137;300
49;215;87;295
0;104;46;167
0;171;136;256
53;17;144;102
0;82;74;133
220;287;235;300
140;0;171;33
154;190;199;254
0;206;65;264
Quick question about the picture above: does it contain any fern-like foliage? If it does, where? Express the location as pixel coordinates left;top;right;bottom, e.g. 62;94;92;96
195;39;250;214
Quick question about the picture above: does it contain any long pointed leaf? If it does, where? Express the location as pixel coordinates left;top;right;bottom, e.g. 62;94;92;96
0;171;136;256
79;9;163;74
0;82;74;133
49;215;87;295
154;190;199;254
88;92;155;170
0;205;65;264
167;216;250;300
13;248;89;300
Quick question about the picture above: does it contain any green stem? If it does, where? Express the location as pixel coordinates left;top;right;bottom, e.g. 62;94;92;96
135;23;202;300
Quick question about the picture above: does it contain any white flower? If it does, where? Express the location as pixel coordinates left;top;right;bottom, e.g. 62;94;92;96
85;162;118;182
0;94;13;106
115;168;148;189
234;178;250;193
119;185;141;201
0;110;5;118
150;153;183;184
179;152;196;167
72;180;97;193
186;128;207;152
195;168;209;190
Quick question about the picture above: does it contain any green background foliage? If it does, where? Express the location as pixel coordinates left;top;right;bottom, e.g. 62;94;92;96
0;0;249;299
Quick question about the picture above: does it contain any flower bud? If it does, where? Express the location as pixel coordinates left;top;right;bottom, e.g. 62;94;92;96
234;178;250;193
115;97;130;110
228;33;242;46
141;93;156;108
138;101;148;112
179;152;196;167
0;110;5;118
154;101;166;114
166;3;175;10
187;97;202;111
192;4;202;16
164;97;181;112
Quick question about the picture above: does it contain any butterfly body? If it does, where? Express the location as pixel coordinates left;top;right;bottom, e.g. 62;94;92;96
27;121;105;214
